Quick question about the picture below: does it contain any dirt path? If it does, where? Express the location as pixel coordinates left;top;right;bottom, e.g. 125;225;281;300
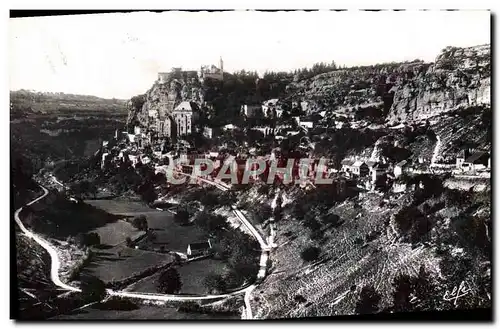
15;177;269;317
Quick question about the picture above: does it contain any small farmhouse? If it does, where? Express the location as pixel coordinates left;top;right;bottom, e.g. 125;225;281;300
341;159;355;173
351;161;369;177
186;240;213;258
371;163;389;183
462;151;490;172
394;160;409;178
241;104;262;117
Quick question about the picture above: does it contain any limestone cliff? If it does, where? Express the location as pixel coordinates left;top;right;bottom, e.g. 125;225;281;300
284;44;490;124
126;74;203;128
387;44;490;123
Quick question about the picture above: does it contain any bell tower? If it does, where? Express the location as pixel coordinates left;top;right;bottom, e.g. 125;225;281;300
219;57;224;79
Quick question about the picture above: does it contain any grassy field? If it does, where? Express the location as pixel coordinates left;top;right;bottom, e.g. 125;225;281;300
81;246;174;284
177;259;230;294
86;199;209;253
85;199;153;214
126;259;229;295
91;220;141;246
136;212;208;253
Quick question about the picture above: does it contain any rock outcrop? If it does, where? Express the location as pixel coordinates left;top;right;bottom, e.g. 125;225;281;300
387;44;490;123
284;44;490;124
126;74;203;128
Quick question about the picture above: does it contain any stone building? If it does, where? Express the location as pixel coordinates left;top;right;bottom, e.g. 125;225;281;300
171;101;200;137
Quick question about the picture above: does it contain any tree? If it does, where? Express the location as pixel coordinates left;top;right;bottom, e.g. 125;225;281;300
157;268;182;294
203;273;227;294
300;246;321;262
355;285;382;314
80;276;107;303
125;237;133;247
393;206;431;244
392;274;414;312
196;212;228;232
321;213;341;226
132;215;148;231
174;208;191;226
256;204;272;223
200;190;219;209
85;232;101;246
138;183;157;205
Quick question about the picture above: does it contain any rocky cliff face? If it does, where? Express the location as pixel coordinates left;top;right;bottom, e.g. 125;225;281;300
284;44;490;124
387;44;490;123
285;61;430;117
126;75;203;128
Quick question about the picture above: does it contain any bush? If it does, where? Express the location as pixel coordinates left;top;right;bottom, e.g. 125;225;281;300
200;190;219;209
203;273;227;294
195;212;228;232
75;232;101;247
256;204;273;223
321;213;341;226
125;237;133;247
85;232;101;246
132;215;148;231
294;295;307;303
394;206;431;244
80;276;107;303
355;286;381;314
174;208;191;226
300;246;321;262
157;268;182;294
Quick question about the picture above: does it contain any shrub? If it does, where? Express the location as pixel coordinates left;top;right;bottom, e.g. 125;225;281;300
80;276;107;303
132;215;148;231
355;285;381;314
300;246;321;262
321;213;341;226
393;206;431;244
174;208;191;226
157;268;182;294
203;273;227;294
125;237;133;247
294;295;307;303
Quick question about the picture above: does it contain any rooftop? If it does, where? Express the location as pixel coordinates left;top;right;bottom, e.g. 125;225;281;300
352;160;366;167
188;241;212;251
396;160;408;167
464;151;489;164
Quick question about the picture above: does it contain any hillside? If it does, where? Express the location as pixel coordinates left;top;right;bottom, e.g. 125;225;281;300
283;44;490;126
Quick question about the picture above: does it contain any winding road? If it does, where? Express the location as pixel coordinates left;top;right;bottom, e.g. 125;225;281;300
15;173;271;319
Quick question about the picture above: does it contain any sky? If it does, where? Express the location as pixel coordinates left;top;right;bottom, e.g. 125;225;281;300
9;10;491;99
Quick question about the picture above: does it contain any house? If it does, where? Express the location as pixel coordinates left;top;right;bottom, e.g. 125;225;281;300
394;160;409;178
300;101;310;113
341;159;355;173
252;126;275;136
187;240;213;258
223;124;237;131
456;150;467;169
203;127;214;139
367;160;378;174
299;121;314;129
462;151;490;172
371;163;389;183
351;161;369;177
241;104;262;117
262;99;279;117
